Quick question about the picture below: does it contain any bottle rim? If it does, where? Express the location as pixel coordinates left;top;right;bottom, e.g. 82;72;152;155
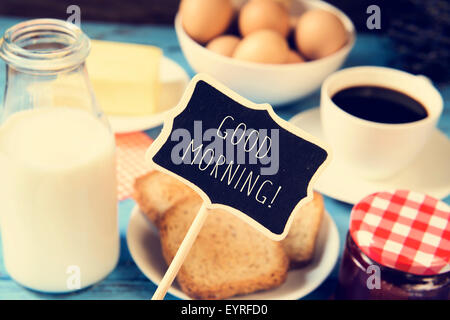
0;18;90;73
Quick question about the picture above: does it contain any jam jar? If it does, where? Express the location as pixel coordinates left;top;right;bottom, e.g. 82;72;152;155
336;190;449;300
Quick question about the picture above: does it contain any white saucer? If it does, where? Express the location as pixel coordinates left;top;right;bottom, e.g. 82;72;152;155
290;107;450;204
108;56;189;133
126;205;339;300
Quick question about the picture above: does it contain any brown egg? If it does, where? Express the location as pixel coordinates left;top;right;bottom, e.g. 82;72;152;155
233;29;289;64
285;50;305;63
239;0;290;37
180;0;234;44
272;0;293;10
206;35;241;57
295;9;348;60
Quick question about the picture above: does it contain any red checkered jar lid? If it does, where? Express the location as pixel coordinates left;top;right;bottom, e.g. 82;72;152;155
350;190;450;276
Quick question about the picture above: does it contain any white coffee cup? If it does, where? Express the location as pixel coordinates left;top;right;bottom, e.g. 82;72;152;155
320;66;443;180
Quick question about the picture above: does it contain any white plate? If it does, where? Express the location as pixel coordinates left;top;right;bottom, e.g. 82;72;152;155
108;56;189;133
290;107;450;204
126;205;340;300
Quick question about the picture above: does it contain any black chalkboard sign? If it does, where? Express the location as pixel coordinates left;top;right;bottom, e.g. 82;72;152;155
146;74;330;240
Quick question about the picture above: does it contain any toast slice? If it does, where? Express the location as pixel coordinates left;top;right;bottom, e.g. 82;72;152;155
159;196;289;300
133;171;198;227
281;191;324;265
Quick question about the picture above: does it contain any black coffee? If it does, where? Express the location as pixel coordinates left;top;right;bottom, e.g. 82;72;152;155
331;86;428;124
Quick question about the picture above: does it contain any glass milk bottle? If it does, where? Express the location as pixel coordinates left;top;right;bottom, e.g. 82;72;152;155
0;19;119;292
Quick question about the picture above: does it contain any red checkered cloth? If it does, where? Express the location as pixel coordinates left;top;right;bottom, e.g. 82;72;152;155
350;190;450;276
115;132;153;200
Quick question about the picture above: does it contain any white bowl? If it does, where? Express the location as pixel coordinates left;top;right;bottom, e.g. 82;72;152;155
175;0;355;106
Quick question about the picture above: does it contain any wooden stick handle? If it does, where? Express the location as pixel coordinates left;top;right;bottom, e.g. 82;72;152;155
152;202;209;300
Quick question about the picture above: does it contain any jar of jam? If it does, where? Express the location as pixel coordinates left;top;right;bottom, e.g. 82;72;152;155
0;19;119;293
336;190;449;300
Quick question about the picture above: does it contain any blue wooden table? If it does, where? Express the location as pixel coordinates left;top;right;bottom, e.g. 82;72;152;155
0;16;448;300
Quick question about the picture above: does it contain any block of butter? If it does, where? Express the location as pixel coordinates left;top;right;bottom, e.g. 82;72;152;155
87;40;162;116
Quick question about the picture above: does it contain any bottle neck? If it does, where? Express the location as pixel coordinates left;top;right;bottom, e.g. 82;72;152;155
0;18;90;75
